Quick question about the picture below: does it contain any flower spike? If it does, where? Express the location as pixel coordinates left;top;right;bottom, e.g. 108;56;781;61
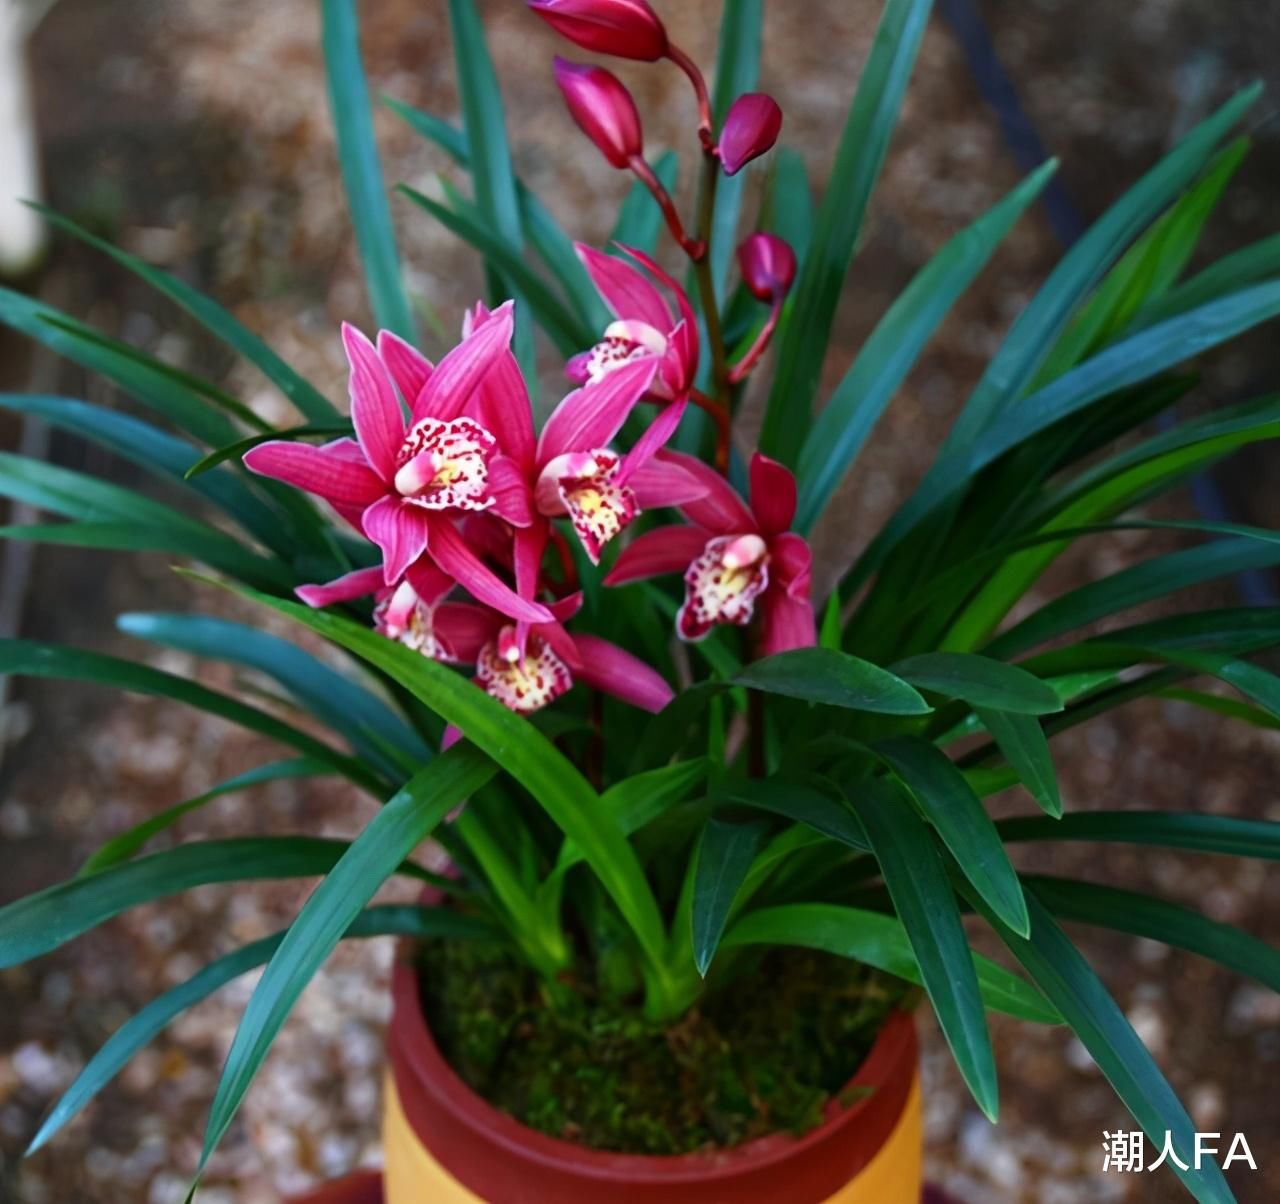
528;0;668;62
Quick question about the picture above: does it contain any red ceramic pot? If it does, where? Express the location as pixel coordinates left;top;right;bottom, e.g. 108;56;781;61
380;952;923;1203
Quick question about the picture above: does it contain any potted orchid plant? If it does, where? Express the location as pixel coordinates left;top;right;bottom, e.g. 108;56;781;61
2;0;1279;1199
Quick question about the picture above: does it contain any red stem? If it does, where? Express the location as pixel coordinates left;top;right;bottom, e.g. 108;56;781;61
665;44;715;150
627;155;704;259
727;301;783;385
691;387;732;473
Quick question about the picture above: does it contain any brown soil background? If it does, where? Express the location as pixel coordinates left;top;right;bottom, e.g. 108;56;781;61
1;1;1279;1201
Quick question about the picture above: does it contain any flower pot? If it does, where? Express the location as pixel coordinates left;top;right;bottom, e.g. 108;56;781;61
382;952;923;1203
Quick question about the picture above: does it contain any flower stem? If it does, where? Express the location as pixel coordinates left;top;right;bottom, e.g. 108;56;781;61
665;44;715;148
728;301;782;385
691;388;731;472
627;155;702;258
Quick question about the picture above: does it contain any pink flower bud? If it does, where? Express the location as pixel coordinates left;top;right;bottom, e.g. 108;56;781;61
719;93;783;176
738;232;796;303
553;58;644;170
528;0;668;62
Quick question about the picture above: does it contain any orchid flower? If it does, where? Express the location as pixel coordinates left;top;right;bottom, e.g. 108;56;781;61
567;242;698;404
605;451;816;655
243;304;551;625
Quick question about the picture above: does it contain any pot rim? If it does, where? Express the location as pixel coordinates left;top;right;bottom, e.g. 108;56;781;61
387;949;917;1188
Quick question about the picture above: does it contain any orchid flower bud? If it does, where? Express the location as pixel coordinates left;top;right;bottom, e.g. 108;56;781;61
553;58;643;170
738;232;797;304
719;93;783;176
528;0;668;62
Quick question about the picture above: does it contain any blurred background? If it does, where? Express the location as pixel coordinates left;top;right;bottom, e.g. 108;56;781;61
0;0;1278;1200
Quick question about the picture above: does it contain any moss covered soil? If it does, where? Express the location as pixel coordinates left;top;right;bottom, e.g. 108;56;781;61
418;939;912;1155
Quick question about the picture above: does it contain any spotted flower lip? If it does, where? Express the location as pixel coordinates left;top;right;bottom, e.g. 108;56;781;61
243;304;551;626
604;451;817;654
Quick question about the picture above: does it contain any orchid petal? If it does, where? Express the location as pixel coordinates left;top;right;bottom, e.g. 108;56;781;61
657;450;756;535
488;455;535;528
749;451;798;535
414;300;515;423
362;495;430;584
243;441;385;509
571;634;673;713
565;351;592;385
576;243;671;331
603;525;713;586
473;345;536;472
342;323;404;483
405;558;456;606
429;519;553;625
770;531;814;598
295;566;384;609
433;603;503;663
759;589;816;657
514;523;549;603
537;358;658;464
618;397;687;484
628;455;708;510
376;330;434;405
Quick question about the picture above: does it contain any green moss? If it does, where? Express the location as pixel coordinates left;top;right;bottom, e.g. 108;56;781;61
418;940;911;1155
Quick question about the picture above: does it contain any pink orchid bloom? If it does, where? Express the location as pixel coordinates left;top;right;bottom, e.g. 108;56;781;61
451;593;674;716
243;304;550;625
567;242;699;404
604;451;816;655
447;298;703;568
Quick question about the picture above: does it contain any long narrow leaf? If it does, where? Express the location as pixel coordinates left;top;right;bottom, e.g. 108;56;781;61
795;160;1056;530
322;0;416;341
691;817;768;975
759;0;935;465
974;706;1061;817
198;744;494;1171
1000;811;1280;858
27;904;495;1155
854;776;998;1117
735;647;931;714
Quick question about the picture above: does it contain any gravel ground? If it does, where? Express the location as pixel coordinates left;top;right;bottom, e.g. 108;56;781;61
1;1;1279;1201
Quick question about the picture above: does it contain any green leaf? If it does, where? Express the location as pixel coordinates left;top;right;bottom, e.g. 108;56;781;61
999;811;1280;859
945;85;1260;448
0;837;383;968
735;647;931;714
762;147;814;265
1139;231;1280;329
0;394;296;562
708;0;764;298
198;744;493;1171
850;277;1280;589
399;184;587;355
1029;876;1280;994
26;903;495;1155
0;520;284;592
853;776;998;1119
1158;686;1280;731
969;886;1234;1203
722;903;1059;1024
1032;137;1249;387
691;817;768;975
891;651;1062;715
79;759;333;875
384;98;605;331
33;207;339;423
973;707;1061;818
212;580;674;1004
321;0;415;341
446;0;535;381
117;612;427;776
0;639;380;792
610;152;679;255
875;735;1029;936
794;160;1056;531
987;534;1280;659
713;777;871;851
759;0;934;465
0;290;236;447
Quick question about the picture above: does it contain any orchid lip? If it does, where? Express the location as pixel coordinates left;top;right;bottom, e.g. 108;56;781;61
394;416;497;511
